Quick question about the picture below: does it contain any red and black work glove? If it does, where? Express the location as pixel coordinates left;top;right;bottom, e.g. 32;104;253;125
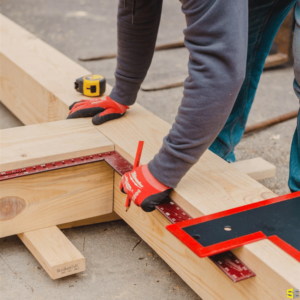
67;96;129;125
120;164;171;212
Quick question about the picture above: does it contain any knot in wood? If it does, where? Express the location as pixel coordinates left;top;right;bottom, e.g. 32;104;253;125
0;197;26;221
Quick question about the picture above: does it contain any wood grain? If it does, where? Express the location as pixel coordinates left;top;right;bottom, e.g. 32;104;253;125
18;226;85;279
264;53;289;69
96;105;299;290
114;173;299;300
0;14;111;125
0;119;114;172
0;161;113;238
232;157;276;181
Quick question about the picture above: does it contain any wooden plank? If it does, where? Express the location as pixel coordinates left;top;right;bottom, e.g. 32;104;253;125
114;173;299;300
96;105;274;215
0;161;113;238
141;53;287;91
58;155;275;230
141;76;185;92
273;10;293;59
0;119;120;231
232;157;276;181
264;53;289;69
79;40;184;61
18;226;85;279
0;118;114;173
0;14;111;125
264;10;293;69
58;156;275;230
141;12;294;92
34;156;272;281
1;14;299;297
96;105;299;294
0;118;117;279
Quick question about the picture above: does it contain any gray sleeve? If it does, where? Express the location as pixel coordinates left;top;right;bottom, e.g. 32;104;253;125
109;0;163;105
148;0;248;188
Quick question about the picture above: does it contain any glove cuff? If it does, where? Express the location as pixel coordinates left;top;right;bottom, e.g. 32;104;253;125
106;96;129;110
109;81;140;106
141;165;170;191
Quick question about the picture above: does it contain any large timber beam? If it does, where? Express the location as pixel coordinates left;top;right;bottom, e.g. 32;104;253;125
0;14;299;298
0;119;114;237
0;118;274;282
95;104;300;297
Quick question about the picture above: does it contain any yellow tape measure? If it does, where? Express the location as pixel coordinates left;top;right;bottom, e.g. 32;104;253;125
75;74;106;97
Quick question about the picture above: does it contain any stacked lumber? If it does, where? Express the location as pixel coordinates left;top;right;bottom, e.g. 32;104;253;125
0;14;299;298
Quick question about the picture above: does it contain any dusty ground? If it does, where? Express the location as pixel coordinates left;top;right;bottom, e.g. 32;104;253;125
0;1;298;299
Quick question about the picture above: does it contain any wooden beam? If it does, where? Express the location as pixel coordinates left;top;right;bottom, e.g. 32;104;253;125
0;119;118;279
232;157;276;181
18;226;85;279
0;118;115;237
1;14;299;297
0;14;110;125
114;173;299;300
58;157;276;231
0;14;108;125
0;160;113;238
0;122;273;282
95;105;299;292
264;53;289;69
0;118;114;173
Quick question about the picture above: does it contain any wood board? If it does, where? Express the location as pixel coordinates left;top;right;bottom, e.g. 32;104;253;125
18;226;85;279
0;161;113;238
0;118;114;172
232;157;276;181
0;119;274;281
0;14;110;125
114;173;299;300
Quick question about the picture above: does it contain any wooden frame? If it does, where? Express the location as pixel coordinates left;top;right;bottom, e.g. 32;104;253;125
1;14;299;298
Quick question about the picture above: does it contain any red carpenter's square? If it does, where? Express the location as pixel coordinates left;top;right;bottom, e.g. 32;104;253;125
156;200;256;283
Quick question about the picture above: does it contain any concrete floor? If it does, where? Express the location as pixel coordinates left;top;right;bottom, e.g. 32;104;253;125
0;1;299;299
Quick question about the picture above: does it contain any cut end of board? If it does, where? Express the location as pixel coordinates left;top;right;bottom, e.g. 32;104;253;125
18;226;86;280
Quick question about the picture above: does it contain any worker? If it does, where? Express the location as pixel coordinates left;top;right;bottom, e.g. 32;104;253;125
68;0;297;212
210;1;300;194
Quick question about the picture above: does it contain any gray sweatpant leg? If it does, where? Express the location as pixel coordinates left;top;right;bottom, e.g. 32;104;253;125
110;0;248;188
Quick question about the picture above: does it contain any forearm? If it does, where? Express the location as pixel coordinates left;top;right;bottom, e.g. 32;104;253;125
110;0;163;106
148;0;248;188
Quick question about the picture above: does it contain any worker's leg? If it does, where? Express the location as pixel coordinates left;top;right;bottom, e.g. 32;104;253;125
209;0;296;162
109;0;163;106
289;1;300;192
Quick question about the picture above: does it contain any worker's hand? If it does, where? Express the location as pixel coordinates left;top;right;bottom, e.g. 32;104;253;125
120;165;171;212
67;96;129;125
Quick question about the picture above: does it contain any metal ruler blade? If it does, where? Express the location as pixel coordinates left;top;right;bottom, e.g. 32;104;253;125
0;151;132;181
1;151;255;282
